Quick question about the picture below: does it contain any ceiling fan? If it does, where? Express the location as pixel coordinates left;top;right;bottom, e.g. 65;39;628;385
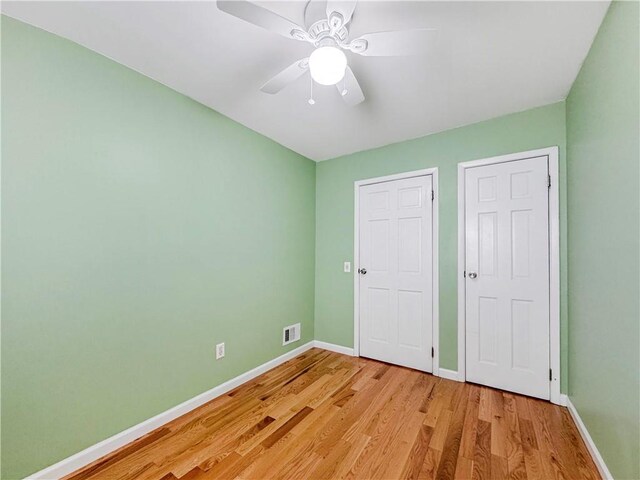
217;0;437;106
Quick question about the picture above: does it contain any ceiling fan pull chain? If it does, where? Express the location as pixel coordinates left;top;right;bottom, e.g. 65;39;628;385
308;76;316;105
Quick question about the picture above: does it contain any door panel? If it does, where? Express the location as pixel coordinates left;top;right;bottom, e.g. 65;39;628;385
359;175;433;372
478;296;498;364
369;287;391;343
465;157;550;399
370;220;390;272
398;290;423;349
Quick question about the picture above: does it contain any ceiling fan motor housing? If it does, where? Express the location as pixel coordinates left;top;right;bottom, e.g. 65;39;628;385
306;18;349;46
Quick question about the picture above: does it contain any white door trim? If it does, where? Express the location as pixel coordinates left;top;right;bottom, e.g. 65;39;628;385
353;168;440;374
457;147;561;404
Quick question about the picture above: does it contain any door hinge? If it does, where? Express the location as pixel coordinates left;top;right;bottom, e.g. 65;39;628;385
431;190;435;201
547;175;552;189
549;369;553;381
463;270;466;278
431;347;435;358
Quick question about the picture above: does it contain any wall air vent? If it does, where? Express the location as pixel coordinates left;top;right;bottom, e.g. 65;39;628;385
282;323;301;346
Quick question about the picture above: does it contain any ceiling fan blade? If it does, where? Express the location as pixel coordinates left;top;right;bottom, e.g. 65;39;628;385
260;58;309;94
337;66;364;106
217;0;307;41
350;29;438;56
326;0;358;26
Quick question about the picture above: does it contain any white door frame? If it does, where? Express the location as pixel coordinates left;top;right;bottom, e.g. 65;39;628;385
353;168;440;375
457;147;561;404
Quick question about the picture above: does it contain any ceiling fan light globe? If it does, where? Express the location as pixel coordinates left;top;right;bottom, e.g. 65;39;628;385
309;46;347;86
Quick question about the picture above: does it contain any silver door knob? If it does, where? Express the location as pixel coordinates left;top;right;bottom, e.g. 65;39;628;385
468;272;477;279
358;268;367;275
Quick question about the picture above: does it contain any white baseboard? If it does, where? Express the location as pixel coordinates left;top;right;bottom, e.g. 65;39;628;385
437;368;463;382
566;397;613;480
26;341;315;480
25;340;582;480
313;340;355;356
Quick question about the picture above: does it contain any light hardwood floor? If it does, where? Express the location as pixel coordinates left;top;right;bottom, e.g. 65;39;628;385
65;348;599;480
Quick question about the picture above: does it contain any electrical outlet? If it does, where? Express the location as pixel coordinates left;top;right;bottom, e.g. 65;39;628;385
344;261;351;273
216;342;225;360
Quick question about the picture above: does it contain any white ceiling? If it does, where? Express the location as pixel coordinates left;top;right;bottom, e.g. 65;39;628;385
2;1;609;160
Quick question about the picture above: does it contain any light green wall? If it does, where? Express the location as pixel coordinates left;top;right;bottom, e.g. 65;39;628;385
315;102;568;379
4;4;638;479
1;16;315;479
566;2;639;479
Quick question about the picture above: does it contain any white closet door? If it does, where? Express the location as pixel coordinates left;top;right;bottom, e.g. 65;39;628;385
359;175;433;372
465;156;550;399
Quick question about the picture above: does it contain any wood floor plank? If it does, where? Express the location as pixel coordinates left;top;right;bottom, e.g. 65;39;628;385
478;387;493;423
381;375;434;480
435;382;468;480
377;406;427;479
454;456;474;480
261;406;314;448
331;433;371;480
429;409;453;451
521;442;547;480
305;438;352;479
240;403;340;479
559;408;600;480
201;450;256;480
529;398;569;479
490;390;508;459
401;425;434;480
503;394;527;480
424;379;456;428
342;371;423;479
62;428;171;480
472;419;493;480
64;349;600;480
491;454;509;480
459;385;481;460
316;366;408;455
419;447;443;480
